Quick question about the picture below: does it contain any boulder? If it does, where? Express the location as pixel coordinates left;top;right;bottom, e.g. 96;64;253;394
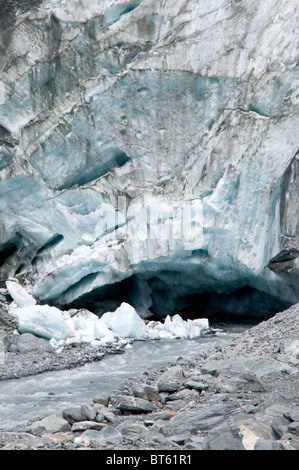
23;414;71;436
287;422;299;436
80;404;97;421
166;403;238;435
63;407;86;425
157;365;185;393
110;395;155;413
93;392;111;407
7;333;54;354
71;421;106;432
203;424;245;450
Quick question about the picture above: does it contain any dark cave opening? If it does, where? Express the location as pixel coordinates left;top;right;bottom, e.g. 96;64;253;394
64;275;139;316
173;286;291;324
0;237;22;268
62;273;291;328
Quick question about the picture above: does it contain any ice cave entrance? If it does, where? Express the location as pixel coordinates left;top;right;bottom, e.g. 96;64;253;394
64;274;290;328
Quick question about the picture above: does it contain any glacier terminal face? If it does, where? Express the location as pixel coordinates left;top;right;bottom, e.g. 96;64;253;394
0;0;299;322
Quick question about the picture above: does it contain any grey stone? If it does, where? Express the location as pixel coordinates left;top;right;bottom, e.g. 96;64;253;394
264;405;298;435
95;411;105;423
205;356;294;378
110;395;155;413
101;410;117;423
118;422;148;437
0;332;11;351
74;429;106;448
203;424;245;450
215;369;265;394
166;403;238;435
185;380;210;392
93;392;111;407
200;366;219;377
23;413;71;435
169;433;191;445
287;422;299;436
143;385;161;402
0;431;42;450
63;407;85;425
165;388;198;401
144;385;161;401
281;433;299;450
253;438;288;450
81;403;97;421
8;333;54;354
71;420;106;432
157;365;185;393
132;383;149;400
157;380;181;393
287;410;299;422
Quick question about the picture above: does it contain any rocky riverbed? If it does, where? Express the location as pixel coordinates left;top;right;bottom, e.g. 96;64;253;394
0;304;298;451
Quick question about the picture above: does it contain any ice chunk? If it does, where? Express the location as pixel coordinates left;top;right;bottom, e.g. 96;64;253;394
187;318;209;339
145;320;166;340
6;280;36;308
93;318;116;340
100;302;147;339
64;309;116;343
145;314;209;339
162;314;188;338
7;282;208;344
10;305;74;341
98;334;117;345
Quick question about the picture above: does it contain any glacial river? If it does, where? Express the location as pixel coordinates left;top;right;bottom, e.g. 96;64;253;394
0;322;253;430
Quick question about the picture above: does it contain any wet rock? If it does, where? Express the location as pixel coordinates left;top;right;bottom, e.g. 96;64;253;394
63;403;99;424
215;370;266;394
22;413;70;436
80;404;97;421
74;429;107;448
164;403;239;436
0;431;42;450
184;380;210;392
101;409;118;424
157;381;181;393
7;333;54;354
71;421;106;432
93;392;111;407
263;404;299;435
203;424;245;450
117;422;148;438
165;388;199;402
131;383;149;400
253;438;291;450
287;422;299;436
143;385;161;403
157;365;185;393
110;395;155;413
63;407;85;425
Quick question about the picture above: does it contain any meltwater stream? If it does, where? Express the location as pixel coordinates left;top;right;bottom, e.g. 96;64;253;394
0;323;253;430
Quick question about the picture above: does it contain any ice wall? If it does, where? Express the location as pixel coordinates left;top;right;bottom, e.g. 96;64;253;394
0;0;299;320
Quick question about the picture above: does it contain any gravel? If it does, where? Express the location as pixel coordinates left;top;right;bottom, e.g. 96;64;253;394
0;302;298;451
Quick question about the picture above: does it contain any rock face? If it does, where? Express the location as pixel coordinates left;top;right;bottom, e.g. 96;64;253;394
0;0;298;320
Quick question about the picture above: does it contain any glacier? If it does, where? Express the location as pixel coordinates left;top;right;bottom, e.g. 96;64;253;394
0;0;299;335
